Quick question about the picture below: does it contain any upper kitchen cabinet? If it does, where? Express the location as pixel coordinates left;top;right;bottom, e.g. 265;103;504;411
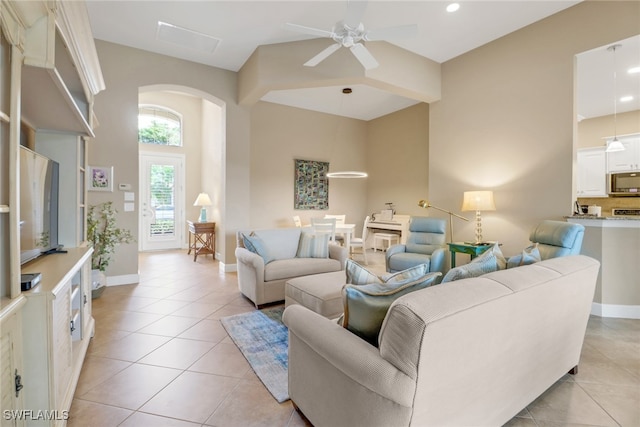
10;0;105;137
607;137;640;173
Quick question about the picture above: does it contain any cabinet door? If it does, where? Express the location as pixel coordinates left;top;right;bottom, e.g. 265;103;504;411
607;139;640;172
52;282;72;407
578;148;607;197
1;312;25;427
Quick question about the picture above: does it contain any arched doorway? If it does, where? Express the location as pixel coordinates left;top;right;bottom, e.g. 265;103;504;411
137;85;225;256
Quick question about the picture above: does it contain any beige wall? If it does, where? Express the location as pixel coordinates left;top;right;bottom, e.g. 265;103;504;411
249;101;369;231
366;103;429;217
578;110;640;148
91;40;249;276
429;1;640;257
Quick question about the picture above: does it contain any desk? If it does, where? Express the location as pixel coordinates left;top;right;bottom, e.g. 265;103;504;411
447;242;492;268
187;221;216;261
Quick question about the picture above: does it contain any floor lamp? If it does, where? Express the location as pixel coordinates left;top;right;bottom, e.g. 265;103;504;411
418;200;469;243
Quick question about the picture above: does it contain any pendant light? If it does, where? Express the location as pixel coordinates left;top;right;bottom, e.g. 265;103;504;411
326;88;368;179
605;44;625;153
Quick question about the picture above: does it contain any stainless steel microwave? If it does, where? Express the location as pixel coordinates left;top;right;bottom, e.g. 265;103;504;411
608;172;640;196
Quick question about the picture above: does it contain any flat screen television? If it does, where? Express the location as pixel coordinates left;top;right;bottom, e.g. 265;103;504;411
19;146;60;265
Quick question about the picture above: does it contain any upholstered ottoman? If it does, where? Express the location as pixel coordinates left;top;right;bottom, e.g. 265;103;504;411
285;271;346;319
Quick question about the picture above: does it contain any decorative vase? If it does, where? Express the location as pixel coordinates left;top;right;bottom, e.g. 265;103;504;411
91;269;106;299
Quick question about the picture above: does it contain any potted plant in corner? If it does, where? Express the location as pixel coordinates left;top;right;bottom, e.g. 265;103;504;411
87;201;134;298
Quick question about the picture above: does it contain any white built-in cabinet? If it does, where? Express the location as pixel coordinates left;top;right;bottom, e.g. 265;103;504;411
607;138;640;172
0;1;103;425
20;248;94;427
577;147;607;197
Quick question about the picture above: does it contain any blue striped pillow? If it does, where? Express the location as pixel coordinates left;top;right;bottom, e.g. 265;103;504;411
296;232;330;258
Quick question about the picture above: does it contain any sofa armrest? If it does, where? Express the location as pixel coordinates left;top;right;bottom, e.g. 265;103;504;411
235;247;266;305
283;304;415;406
329;243;348;269
429;247;446;275
385;244;407;271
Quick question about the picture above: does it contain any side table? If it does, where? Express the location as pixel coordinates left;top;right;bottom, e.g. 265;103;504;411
187;220;216;261
447;242;493;268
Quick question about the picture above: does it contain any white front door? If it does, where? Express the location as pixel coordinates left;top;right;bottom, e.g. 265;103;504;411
139;153;185;251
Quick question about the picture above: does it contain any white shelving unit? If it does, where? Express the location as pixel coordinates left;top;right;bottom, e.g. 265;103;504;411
0;2;104;424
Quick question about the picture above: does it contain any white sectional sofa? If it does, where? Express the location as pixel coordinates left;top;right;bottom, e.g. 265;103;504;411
283;255;600;427
235;227;347;308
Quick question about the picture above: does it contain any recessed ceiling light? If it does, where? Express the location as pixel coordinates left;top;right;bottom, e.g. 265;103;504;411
447;3;460;13
620;95;634;103
629;66;640;74
157;21;220;54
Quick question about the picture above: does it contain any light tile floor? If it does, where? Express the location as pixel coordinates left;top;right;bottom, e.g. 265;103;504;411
68;250;639;427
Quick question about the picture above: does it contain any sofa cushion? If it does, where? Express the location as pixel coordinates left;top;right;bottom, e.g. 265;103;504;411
239;228;302;260
507;243;541;268
296;232;330;258
242;233;276;264
441;246;499;283
342;272;441;346
264;257;342;282
345;259;429;286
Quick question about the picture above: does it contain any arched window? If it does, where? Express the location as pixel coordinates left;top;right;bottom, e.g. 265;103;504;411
138;105;182;146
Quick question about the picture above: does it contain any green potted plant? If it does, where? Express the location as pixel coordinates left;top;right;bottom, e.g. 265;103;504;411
87;202;134;297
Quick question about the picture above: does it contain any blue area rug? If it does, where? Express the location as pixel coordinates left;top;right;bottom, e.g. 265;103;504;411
220;307;289;402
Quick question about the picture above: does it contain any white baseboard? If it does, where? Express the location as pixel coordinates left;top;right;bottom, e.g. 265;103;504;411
106;274;140;286
220;262;236;273
591;302;640;319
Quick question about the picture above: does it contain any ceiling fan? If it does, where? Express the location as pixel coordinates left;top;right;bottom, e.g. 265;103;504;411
284;1;417;70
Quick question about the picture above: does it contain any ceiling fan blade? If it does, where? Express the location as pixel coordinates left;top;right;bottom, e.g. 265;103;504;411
350;43;379;69
344;0;368;29
304;43;342;67
283;22;334;39
364;24;418;41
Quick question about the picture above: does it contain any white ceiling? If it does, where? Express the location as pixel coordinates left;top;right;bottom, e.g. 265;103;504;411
86;1;638;121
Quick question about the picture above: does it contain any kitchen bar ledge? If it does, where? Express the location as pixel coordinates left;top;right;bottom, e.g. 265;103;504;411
567;216;640;319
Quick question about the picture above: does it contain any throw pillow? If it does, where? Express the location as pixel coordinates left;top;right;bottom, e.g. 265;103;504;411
242;233;276;264
441;247;499;283
341;272;442;346
485;243;507;270
345;259;429;286
296;231;330;258
507;243;541;268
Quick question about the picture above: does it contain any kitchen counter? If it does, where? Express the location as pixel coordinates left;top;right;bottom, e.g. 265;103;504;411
566;215;640;221
567;217;640;319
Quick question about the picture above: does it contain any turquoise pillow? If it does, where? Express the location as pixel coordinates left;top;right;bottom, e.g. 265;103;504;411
342;272;442;346
296;232;330;258
507;243;541;268
345;259;429;286
441;247;498;283
242;233;275;264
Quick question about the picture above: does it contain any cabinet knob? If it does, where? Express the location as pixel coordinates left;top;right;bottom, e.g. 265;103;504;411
70;319;76;333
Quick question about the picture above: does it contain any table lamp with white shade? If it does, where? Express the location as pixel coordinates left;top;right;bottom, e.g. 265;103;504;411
461;191;496;244
193;193;212;222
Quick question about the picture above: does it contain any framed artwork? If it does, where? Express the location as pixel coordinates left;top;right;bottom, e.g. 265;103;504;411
294;159;329;210
88;166;114;192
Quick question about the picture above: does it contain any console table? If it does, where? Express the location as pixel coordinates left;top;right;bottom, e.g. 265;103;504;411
447;242;493;267
187;221;216;261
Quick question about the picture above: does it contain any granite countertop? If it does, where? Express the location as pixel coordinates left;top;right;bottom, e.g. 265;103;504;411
565;215;640;221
